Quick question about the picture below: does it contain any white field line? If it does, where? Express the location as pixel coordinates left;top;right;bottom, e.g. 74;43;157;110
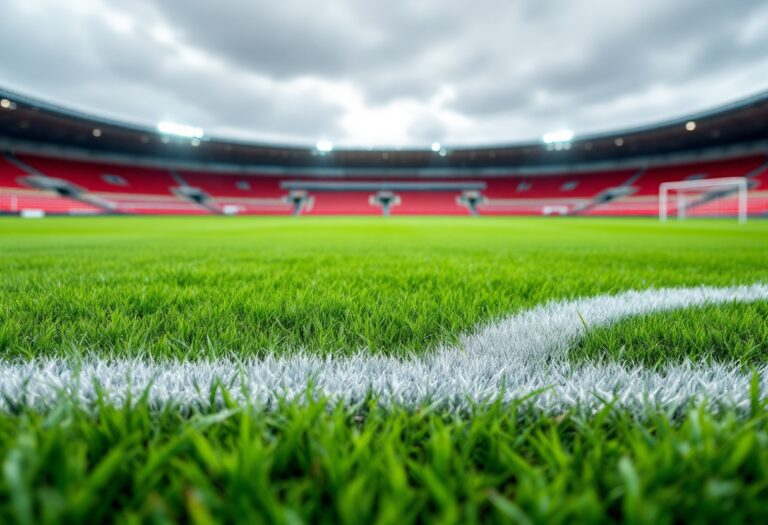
1;284;767;412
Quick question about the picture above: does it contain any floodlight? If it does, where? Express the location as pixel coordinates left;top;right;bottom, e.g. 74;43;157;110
431;142;441;152
157;121;205;139
0;98;10;109
316;140;334;152
541;130;574;144
685;121;696;131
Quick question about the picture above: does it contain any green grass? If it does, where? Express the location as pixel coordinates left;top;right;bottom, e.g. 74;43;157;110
3;396;768;524
2;216;768;523
573;302;768;368
1;217;767;359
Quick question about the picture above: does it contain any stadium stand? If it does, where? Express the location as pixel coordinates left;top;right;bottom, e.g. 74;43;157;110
581;156;768;217
628;156;766;196
389;192;469;216
0;156;29;189
18;154;178;195
1;87;768;218
483;170;635;199
2;153;768;216
0;193;101;214
178;170;286;198
305;192;380;216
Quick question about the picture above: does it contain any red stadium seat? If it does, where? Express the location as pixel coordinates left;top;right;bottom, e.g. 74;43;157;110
0;157;30;189
0;191;102;214
629;157;765;196
19;155;178;196
306;192;380;215
390;192;469;216
3;154;767;217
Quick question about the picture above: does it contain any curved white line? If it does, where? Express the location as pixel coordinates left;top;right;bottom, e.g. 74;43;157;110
1;284;767;412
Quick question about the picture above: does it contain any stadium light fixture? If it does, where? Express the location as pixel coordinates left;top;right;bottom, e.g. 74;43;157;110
541;129;574;144
431;142;441;152
316;140;334;153
157;121;205;139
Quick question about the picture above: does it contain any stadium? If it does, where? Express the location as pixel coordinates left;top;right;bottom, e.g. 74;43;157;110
2;1;768;523
2;86;768;218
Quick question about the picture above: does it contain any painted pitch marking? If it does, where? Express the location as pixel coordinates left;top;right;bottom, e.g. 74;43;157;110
1;284;767;412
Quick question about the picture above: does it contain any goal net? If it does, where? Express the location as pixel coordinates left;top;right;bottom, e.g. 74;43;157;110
659;177;748;223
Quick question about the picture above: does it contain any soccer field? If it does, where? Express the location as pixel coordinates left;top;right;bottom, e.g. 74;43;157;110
1;217;768;523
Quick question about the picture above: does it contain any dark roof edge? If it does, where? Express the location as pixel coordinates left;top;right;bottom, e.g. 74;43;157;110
2;135;766;178
2;85;768;153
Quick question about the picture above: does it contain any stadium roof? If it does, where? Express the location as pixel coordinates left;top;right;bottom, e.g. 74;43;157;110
1;86;767;171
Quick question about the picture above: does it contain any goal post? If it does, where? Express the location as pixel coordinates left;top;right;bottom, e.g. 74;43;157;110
659;177;748;223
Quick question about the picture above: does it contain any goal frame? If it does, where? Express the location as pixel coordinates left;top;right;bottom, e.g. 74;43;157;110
659;177;748;223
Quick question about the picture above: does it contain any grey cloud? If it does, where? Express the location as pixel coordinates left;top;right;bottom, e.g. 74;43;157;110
0;1;347;142
452;0;768;119
1;0;768;145
141;0;477;113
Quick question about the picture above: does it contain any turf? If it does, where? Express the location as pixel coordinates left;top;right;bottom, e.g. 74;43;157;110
4;397;768;524
1;216;768;523
573;301;768;368
1;217;767;359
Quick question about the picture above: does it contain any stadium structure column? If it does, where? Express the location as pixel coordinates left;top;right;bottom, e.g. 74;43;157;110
371;190;399;216
458;190;485;216
286;190;310;216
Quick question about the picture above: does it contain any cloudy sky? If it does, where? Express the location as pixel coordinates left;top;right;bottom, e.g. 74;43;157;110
2;0;768;147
